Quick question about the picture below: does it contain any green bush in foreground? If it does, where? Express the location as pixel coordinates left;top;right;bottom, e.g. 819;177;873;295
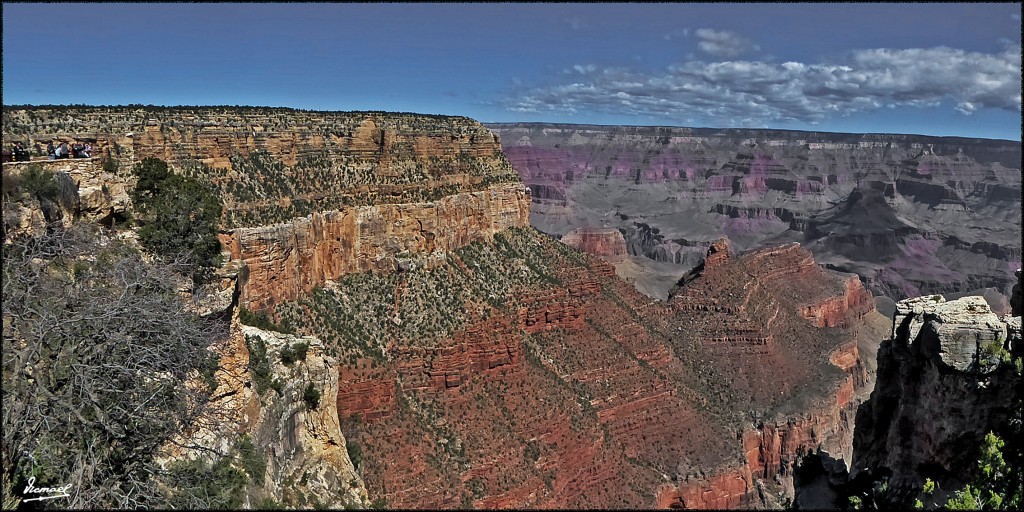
910;431;1021;510
303;383;321;409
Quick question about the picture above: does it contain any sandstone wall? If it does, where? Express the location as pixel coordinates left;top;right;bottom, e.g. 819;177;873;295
221;182;529;310
2;107;530;311
560;227;628;262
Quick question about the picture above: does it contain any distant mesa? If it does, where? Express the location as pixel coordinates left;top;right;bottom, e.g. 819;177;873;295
559;227;628;262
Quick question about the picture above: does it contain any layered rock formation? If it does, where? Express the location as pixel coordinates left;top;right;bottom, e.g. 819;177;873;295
3;107;528;311
559;227;628;262
283;227;886;508
221;183;528;310
655;240;887;509
850;289;1022;507
5;108;899;509
487;123;1022;303
1;158;131;240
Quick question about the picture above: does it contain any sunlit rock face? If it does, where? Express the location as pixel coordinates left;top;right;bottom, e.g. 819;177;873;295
487;123;1022;303
3;107;530;311
559;227;628;262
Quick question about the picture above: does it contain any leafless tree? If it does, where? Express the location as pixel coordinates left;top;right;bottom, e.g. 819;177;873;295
2;224;231;508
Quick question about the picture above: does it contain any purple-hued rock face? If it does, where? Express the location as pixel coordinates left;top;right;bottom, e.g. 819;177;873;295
487;123;1022;302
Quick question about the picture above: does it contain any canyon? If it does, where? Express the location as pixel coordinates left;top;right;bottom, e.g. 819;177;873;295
487;123;1021;307
4;107;1015;509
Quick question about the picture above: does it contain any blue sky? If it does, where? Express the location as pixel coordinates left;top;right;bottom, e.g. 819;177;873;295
3;3;1021;140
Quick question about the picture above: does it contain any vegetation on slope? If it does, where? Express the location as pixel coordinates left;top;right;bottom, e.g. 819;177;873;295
201;149;518;229
272;226;588;364
1;224;232;508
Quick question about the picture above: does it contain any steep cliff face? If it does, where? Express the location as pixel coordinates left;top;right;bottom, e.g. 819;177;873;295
851;291;1022;507
3;107;529;311
487;123;1021;303
220;183;528;310
239;326;369;508
559;227;628;262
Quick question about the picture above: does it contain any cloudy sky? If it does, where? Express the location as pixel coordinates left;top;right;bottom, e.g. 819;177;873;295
3;3;1021;140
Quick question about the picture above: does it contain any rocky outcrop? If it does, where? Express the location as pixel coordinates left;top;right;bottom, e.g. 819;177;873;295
240;326;369;508
559;227;628;262
801;275;874;328
487;122;1021;304
2;158;130;239
654;241;887;509
1012;269;1022;317
192;258;246;318
158;318;370;509
851;292;1022;507
221;183;529;310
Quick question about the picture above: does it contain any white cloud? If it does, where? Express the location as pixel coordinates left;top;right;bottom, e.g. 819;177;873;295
663;28;691;41
955;101;977;115
694;28;758;58
504;44;1021;126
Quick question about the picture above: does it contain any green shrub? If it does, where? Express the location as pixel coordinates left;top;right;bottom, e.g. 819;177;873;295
17;164;59;200
243;334;274;396
131;157;222;275
237;435;267;485
164;456;246;509
303;383;321;409
254;496;285;509
916;432;1021;510
346;441;363;470
280;342;309;366
467;476;486;499
524;440;541;463
101;157;120;174
239;307;293;334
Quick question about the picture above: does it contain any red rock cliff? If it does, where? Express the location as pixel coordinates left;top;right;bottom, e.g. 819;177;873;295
220;183;529;310
657;242;883;509
560;227;628;262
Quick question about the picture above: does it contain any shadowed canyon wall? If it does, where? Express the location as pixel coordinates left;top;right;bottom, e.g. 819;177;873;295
849;279;1022;508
